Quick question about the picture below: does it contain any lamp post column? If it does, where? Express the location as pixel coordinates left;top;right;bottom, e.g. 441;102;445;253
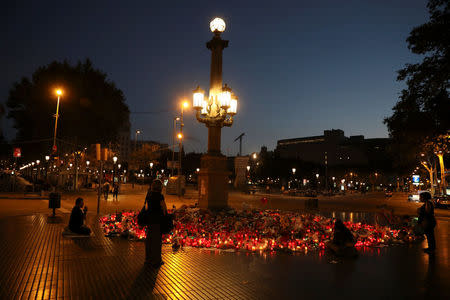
206;33;228;155
197;20;231;209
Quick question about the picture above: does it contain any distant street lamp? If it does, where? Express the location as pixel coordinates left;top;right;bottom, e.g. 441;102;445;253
45;155;50;180
52;89;63;153
292;168;296;175
135;130;142;152
192;17;239;209
178;101;189;177
113;156;118;183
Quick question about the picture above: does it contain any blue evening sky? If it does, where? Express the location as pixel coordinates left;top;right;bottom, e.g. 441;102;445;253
2;0;428;155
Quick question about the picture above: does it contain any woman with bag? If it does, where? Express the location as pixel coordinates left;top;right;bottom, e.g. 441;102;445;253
144;179;167;267
417;191;437;254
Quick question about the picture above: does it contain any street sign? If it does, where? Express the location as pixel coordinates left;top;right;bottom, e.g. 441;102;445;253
412;175;420;185
13;148;21;158
52;145;57;152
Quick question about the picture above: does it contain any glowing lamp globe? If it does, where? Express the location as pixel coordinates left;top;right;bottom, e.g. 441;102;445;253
227;93;238;115
201;100;208;115
193;86;205;110
210;17;226;33
219;84;232;109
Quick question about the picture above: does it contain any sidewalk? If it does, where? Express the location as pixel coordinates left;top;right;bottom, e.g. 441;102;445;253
0;212;448;299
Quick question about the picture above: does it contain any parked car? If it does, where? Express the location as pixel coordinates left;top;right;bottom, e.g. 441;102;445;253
408;190;430;203
434;195;449;209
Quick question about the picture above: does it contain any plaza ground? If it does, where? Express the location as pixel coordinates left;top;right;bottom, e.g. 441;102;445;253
0;186;449;299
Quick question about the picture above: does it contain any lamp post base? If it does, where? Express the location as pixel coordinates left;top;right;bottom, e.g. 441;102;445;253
198;154;229;209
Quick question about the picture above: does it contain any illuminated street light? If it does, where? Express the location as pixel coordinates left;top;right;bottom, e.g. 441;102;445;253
113;156;118;164
45;156;50;161
135;130;142;152
210;17;226;33
316;173;319;179
292;168;296;175
52;88;63;153
36;160;40;165
252;153;257;159
177;100;189;179
86;161;90;166
149;162;153;168
246;166;250;172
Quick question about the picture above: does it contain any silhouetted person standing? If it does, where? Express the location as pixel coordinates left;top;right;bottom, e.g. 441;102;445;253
103;181;110;200
418;192;436;254
112;183;119;201
145;180;167;267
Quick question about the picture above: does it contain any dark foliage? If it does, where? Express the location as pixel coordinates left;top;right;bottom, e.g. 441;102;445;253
384;0;449;171
6;59;130;158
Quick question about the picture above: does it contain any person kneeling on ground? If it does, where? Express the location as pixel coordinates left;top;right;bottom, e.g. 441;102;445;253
326;219;357;257
68;197;91;235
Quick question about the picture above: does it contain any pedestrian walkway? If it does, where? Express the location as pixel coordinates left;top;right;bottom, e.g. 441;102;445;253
0;212;448;299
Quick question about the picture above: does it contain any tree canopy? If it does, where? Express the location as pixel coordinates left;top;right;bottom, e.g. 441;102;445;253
384;0;449;170
6;59;130;157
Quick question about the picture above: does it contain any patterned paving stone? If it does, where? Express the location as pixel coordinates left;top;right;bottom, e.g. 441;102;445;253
0;214;263;299
0;213;449;299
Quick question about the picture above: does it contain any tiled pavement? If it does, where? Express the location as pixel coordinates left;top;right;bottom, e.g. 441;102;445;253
0;212;449;299
0;214;262;299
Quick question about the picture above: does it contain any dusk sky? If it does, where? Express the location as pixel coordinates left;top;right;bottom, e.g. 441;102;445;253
3;0;428;155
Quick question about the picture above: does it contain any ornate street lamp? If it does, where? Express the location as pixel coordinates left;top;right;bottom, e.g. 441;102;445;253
192;17;239;209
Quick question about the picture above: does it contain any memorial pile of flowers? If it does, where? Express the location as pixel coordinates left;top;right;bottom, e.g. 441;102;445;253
99;206;421;253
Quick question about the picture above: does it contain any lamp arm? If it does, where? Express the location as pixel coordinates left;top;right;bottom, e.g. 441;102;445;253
195;110;208;124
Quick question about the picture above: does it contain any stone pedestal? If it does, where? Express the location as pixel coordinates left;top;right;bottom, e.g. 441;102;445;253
234;156;249;189
198;154;229;209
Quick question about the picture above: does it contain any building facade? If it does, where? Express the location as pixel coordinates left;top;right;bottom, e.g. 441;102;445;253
276;129;391;168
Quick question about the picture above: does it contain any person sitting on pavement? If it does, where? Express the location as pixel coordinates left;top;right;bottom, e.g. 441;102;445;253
417;192;436;254
68;197;91;235
326;219;357;256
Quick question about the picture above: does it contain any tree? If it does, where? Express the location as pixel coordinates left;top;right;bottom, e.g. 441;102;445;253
0;103;10;159
6;59;130;159
384;0;449;172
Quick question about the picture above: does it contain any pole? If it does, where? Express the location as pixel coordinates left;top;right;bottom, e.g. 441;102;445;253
97;161;103;214
75;153;79;191
325;152;328;192
53;95;60;152
172;118;176;176
13;157;17;192
239;138;242;157
179;107;184;177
